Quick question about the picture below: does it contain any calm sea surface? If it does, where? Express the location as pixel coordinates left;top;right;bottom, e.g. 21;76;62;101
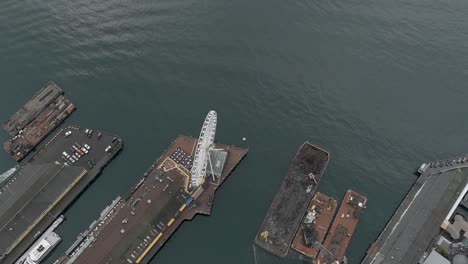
1;0;468;263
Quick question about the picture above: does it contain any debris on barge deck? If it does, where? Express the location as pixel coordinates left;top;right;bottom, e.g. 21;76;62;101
2;81;75;161
255;142;330;257
317;189;367;264
291;192;337;260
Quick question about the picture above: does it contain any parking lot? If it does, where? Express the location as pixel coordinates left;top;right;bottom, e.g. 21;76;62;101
0;125;123;263
29;125;122;169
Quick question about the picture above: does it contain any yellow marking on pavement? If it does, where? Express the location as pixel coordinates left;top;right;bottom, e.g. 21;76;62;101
136;233;163;263
6;169;87;254
167;218;175;227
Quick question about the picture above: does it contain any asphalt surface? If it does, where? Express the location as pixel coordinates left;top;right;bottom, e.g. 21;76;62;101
0;125;122;264
361;164;468;264
56;135;248;264
0;164;85;257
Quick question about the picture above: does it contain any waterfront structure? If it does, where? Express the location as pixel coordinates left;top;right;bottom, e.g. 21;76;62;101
55;111;247;264
0;126;122;264
0;82;123;264
16;216;64;264
362;159;468;264
189;110;217;189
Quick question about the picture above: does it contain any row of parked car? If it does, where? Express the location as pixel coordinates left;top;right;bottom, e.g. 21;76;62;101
62;143;91;165
430;157;468;168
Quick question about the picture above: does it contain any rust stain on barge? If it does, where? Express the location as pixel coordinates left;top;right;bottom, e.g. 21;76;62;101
254;142;330;257
317;189;367;264
291;192;337;260
3;81;75;161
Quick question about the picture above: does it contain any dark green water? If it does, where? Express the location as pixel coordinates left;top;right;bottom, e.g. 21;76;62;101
1;0;468;263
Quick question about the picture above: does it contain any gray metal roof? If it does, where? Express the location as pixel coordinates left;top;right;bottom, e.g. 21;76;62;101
422;250;450;264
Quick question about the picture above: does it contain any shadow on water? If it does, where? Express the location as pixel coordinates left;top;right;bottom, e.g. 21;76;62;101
252;244;311;264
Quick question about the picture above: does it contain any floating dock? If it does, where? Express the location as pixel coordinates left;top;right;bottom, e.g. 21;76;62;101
55;135;247;264
255;142;330;257
317;189;367;264
291;192;337;260
3;81;75;161
0;125;122;264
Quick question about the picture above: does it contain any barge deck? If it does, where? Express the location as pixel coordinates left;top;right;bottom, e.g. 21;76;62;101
291;192;337;260
317;189;367;264
254;142;330;257
2;81;75;161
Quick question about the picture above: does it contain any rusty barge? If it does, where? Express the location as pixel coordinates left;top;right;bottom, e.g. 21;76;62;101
2;81;76;161
291;192;337;260
317;189;367;264
0;82;123;264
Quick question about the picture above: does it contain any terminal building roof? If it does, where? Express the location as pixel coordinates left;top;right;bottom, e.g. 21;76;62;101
422;250;450;264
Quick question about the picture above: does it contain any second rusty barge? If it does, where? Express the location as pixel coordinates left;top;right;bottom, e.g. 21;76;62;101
291;192;337;260
316;190;367;264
